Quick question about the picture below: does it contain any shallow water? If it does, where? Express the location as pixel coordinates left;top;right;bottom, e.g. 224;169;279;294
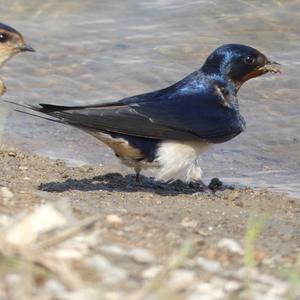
1;0;300;197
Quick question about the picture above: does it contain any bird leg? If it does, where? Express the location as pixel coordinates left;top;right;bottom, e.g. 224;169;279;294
134;167;141;183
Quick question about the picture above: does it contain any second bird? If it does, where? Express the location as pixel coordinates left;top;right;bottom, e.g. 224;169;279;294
0;22;34;95
12;44;280;183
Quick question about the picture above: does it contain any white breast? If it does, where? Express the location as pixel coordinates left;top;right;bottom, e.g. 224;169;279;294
155;140;210;182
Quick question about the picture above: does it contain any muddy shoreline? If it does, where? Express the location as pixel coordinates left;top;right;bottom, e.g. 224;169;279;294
1;144;299;256
0;144;299;299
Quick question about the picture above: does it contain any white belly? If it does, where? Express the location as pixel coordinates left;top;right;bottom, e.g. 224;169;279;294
155;140;210;182
83;128;210;182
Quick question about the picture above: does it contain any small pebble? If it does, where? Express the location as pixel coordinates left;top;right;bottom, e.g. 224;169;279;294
196;257;221;273
167;269;196;291
233;198;244;207
188;281;225;300
101;244;127;256
87;255;127;284
222;190;240;201
180;217;198;228
105;214;123;225
0;187;14;204
54;248;84;260
8;151;16;157
217;238;244;255
45;279;66;295
129;248;155;264
224;280;242;292
86;255;111;271
19;166;28;171
141;265;162;279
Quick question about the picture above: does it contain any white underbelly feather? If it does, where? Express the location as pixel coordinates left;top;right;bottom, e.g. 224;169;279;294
155;140;210;182
81;128;210;182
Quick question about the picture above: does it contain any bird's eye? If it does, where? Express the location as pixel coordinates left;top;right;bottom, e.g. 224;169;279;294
243;55;256;65
0;33;8;43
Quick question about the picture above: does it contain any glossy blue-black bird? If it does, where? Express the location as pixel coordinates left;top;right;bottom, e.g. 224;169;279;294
9;44;280;182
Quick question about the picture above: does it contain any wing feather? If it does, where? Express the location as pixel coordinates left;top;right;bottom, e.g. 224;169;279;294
34;87;245;143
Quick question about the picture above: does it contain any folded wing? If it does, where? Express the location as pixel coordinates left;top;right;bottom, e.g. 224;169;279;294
27;87;246;143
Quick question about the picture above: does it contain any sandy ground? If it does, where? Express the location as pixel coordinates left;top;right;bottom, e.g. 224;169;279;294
0;144;299;300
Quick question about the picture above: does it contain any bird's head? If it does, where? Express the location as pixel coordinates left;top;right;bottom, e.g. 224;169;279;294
201;44;281;90
0;23;35;67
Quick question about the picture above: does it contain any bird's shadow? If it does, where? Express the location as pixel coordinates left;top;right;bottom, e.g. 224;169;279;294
38;173;213;196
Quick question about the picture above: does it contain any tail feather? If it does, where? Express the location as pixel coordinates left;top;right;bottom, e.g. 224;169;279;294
3;99;126;131
3;100;37;111
4;100;88;113
14;109;65;124
3;100;67;125
38;103;83;112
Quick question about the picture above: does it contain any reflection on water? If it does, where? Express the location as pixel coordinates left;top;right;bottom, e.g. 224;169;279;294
1;0;300;197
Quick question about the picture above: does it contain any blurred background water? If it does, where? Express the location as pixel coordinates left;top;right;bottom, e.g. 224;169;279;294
0;0;299;197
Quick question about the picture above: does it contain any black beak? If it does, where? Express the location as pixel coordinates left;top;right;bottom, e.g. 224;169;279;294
19;44;35;52
266;60;280;66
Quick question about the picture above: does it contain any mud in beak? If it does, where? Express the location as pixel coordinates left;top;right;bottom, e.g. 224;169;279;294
257;60;281;74
239;60;281;88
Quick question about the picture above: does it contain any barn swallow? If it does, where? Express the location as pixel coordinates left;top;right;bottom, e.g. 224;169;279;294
0;22;35;95
8;44;280;183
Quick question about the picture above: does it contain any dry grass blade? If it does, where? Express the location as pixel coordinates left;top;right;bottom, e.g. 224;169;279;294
35;214;101;250
130;240;193;300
